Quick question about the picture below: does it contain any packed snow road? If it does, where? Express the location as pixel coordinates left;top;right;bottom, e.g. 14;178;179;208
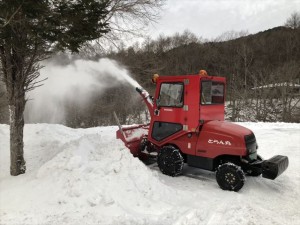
0;123;299;225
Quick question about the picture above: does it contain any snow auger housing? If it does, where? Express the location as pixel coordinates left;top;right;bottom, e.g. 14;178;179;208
116;72;289;191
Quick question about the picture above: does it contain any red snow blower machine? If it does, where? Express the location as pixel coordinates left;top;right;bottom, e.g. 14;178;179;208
116;71;289;191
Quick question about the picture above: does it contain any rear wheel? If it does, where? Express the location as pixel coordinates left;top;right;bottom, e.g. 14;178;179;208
216;163;245;192
157;146;184;177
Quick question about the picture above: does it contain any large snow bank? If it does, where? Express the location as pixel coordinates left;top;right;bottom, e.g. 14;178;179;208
0;123;299;224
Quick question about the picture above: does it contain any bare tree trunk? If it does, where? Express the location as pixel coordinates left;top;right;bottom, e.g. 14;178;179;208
8;87;26;176
1;45;27;176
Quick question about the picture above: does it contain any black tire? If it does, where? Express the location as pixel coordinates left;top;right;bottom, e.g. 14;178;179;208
216;163;245;192
157;146;184;177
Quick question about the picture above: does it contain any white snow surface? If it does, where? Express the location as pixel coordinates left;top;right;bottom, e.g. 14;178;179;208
0;122;299;225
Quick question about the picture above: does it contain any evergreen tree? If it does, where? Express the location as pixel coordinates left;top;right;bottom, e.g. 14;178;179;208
0;0;110;175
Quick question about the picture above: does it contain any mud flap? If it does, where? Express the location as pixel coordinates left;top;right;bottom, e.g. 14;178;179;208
262;155;289;180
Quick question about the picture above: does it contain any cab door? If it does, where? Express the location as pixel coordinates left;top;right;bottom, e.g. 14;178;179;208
151;81;184;143
148;76;200;147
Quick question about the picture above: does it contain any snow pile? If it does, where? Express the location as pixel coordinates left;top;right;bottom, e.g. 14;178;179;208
0;125;178;224
0;123;300;224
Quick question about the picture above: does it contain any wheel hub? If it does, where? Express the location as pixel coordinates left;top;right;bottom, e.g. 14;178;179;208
225;172;236;184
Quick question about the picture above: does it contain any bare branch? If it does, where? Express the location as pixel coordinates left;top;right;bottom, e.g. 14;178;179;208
1;4;22;28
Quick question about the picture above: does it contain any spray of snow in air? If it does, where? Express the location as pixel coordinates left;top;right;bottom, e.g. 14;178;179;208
25;58;142;124
121;72;141;89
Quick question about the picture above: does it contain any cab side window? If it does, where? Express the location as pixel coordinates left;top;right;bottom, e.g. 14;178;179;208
201;81;224;105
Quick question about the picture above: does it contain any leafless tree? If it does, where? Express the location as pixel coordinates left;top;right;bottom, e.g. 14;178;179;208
284;12;300;29
82;0;165;54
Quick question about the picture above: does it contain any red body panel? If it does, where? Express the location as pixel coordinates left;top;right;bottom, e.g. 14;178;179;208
195;121;251;158
166;121;251;159
167;133;198;156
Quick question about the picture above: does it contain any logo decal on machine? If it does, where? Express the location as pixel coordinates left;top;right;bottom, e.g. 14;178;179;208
208;139;232;146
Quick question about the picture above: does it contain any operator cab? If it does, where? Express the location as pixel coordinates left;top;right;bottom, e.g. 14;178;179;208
149;72;226;145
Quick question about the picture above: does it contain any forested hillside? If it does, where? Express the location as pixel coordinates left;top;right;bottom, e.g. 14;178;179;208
1;26;299;126
110;26;300;123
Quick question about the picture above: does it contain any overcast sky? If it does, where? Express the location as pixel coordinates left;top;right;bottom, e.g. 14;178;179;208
146;0;300;40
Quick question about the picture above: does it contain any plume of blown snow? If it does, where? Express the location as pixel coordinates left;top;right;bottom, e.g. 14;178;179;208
25;58;142;124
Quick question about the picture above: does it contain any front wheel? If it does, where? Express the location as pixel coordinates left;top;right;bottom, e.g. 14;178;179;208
157;146;184;177
216;163;245;192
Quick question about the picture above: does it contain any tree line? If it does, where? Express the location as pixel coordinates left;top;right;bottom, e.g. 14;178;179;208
111;26;300;123
1;25;300;126
65;12;300;126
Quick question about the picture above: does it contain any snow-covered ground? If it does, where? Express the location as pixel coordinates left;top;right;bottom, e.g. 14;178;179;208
0;122;299;225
